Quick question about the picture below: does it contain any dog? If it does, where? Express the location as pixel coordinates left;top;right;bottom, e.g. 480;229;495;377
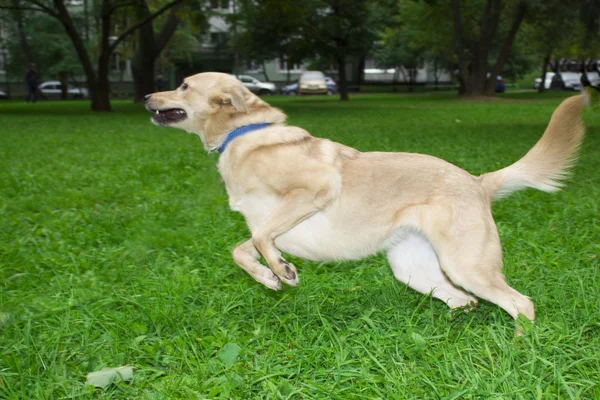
145;72;587;328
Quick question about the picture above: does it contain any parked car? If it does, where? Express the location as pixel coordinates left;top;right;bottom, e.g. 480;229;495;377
233;75;276;95
0;89;7;99
533;72;555;90
298;71;328;95
533;72;598;91
281;76;337;96
39;81;89;99
495;76;506;93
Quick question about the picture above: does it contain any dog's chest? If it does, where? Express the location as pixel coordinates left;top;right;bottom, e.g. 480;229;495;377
234;194;280;230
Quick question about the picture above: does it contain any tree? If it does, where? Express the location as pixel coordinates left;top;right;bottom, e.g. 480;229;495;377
578;0;600;76
4;11;84;99
131;0;205;103
230;0;312;84
375;26;424;91
230;0;381;101
131;1;179;103
0;0;186;110
450;0;527;96
518;0;580;92
376;0;451;92
306;0;380;101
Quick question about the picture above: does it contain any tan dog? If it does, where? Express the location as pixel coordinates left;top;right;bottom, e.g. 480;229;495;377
145;72;586;328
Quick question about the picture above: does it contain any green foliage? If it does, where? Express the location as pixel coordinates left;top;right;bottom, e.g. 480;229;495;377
230;0;311;67
232;0;380;70
4;12;83;80
1;94;600;397
307;0;379;58
159;0;208;65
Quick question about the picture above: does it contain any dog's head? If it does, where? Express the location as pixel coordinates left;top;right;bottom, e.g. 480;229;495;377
145;72;285;151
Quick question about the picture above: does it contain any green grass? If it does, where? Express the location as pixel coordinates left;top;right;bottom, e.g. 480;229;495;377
1;93;599;399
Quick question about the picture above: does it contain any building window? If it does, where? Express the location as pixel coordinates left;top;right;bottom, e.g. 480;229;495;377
210;0;229;9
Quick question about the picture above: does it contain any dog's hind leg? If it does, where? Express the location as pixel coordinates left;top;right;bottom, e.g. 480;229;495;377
232;239;282;290
427;215;535;328
387;233;478;309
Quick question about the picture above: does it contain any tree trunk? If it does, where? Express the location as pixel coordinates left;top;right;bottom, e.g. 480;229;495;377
538;53;551;93
355;56;365;92
53;0;98;109
93;4;112;111
59;71;68;100
93;50;112;111
133;58;156;102
15;11;33;64
132;3;157;103
262;60;270;82
47;0;183;110
409;68;417;92
398;66;407;83
452;0;526;97
451;0;470;95
132;2;182;102
433;60;439;91
337;52;348;101
485;0;526;96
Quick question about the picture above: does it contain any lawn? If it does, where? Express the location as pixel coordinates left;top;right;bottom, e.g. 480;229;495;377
0;92;599;399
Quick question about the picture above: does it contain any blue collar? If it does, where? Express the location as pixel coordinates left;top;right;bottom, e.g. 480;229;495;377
218;123;272;154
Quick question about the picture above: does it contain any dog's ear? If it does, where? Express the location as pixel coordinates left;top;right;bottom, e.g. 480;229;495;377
210;88;248;113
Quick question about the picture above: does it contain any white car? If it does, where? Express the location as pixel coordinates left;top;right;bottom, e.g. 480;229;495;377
0;89;7;99
233;75;276;95
39;81;89;99
534;72;599;91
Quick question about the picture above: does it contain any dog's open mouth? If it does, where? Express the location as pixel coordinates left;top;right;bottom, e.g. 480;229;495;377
149;108;187;125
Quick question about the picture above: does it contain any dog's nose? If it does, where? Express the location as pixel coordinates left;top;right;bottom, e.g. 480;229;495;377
144;94;152;101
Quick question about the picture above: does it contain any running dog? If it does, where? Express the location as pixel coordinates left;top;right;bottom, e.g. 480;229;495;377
145;72;589;329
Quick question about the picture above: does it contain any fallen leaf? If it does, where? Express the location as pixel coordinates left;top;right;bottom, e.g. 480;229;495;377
219;343;241;366
86;366;134;389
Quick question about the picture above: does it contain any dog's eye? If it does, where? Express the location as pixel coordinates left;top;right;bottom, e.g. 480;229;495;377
181;83;189;91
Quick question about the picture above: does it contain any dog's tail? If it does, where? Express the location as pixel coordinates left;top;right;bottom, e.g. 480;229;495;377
479;89;597;200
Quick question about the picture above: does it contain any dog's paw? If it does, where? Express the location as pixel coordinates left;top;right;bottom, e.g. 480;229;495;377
255;269;282;291
277;258;299;287
447;295;478;311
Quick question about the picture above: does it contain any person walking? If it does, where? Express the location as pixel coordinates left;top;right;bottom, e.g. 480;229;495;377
25;63;39;103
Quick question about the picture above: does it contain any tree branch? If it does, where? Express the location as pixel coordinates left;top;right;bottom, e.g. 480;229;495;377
451;0;469;83
109;0;186;53
155;3;183;53
0;5;45;12
108;0;141;16
0;1;59;18
491;0;527;73
29;0;61;18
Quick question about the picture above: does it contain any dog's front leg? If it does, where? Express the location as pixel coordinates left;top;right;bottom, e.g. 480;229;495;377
252;188;333;287
232;239;282;290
